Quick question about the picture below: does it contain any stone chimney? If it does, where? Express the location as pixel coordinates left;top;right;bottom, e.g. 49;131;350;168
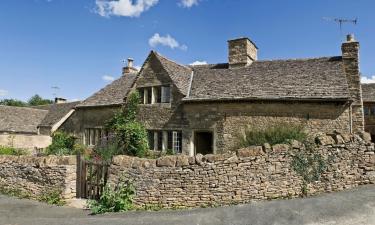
341;34;364;132
122;58;138;75
228;37;258;68
55;97;67;104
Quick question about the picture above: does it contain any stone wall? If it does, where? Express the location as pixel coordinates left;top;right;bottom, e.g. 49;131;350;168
108;133;375;208
0;134;51;150
0;155;76;200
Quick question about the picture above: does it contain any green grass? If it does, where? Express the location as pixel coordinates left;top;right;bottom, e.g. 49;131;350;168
238;122;307;147
0;146;27;156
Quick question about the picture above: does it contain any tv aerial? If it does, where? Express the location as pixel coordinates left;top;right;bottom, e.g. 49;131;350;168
323;17;358;37
51;86;60;98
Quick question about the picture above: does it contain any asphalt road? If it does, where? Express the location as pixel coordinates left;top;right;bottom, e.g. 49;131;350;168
0;185;374;225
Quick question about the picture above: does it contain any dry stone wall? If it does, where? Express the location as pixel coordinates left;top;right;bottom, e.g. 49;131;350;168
0;155;76;200
109;133;375;208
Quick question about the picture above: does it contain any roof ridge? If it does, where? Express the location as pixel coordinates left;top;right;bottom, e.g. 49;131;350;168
153;51;191;70
0;105;49;111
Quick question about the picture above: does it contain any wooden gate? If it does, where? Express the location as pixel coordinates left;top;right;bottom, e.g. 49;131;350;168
76;154;110;200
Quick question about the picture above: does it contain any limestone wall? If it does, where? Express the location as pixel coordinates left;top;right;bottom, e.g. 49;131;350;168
0;134;51;150
109;134;375;208
0;155;76;200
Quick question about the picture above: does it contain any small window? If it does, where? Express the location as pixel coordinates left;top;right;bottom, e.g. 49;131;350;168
167;131;173;150
147;87;152;104
157;131;163;151
172;131;182;153
84;128;105;146
138;89;144;104
161;86;171;103
148;130;154;150
155;86;162;103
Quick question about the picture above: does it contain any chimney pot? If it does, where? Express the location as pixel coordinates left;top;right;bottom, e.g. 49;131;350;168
127;58;134;68
347;34;355;42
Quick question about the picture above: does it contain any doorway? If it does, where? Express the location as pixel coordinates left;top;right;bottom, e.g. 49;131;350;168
194;131;213;155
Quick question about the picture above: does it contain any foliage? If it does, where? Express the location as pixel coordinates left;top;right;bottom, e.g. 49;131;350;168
0;146;27;156
88;180;135;215
0;186;31;199
45;132;82;156
290;141;328;196
92;142;122;162
38;189;65;206
27;94;53;106
238;122;307;147
0;99;27;107
166;149;176;156
0;95;53;107
105;91;149;158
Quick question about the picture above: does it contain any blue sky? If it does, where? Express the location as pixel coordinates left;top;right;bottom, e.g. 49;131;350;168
0;0;374;101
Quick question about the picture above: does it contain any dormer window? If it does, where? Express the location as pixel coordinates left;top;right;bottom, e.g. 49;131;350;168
138;85;171;104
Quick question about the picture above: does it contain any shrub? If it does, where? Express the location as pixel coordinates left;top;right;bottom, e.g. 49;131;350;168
92;142;121;162
106;91;149;158
38;189;65;206
88;180;135;215
238;122;307;147
290;142;328;196
45;132;83;155
0;146;27;156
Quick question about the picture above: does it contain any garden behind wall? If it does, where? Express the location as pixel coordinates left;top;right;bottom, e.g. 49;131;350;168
0;133;374;208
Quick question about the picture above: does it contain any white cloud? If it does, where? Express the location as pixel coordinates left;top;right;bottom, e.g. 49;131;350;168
0;89;8;96
149;33;187;50
102;75;115;82
96;0;158;17
179;0;200;8
361;75;375;84
190;60;207;66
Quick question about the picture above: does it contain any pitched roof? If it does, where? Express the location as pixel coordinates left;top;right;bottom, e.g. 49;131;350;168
153;52;192;96
77;74;137;108
0;106;48;134
38;101;81;127
185;57;350;102
361;83;375;102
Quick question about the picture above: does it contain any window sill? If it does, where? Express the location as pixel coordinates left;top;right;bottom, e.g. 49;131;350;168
139;103;172;108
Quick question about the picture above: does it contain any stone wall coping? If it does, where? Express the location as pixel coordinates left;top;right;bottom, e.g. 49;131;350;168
110;132;372;168
0;155;76;166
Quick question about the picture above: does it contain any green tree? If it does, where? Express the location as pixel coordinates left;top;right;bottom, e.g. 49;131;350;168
28;94;53;106
0;99;27;107
106;91;148;157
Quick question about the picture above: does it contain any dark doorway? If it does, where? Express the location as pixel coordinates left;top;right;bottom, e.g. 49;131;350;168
195;131;213;155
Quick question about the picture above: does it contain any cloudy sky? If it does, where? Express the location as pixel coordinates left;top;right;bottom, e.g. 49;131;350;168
0;0;374;101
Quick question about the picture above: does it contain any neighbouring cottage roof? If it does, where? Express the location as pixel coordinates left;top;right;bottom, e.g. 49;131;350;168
185;56;350;102
153;52;192;96
38;101;81;127
77;73;137;108
361;83;375;102
0;106;48;134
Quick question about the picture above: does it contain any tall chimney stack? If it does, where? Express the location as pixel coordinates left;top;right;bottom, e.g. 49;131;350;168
341;34;364;132
228;37;258;68
122;58;138;75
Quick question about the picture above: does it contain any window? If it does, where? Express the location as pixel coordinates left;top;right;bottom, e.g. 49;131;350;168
364;106;370;116
148;130;154;150
161;86;171;103
84;128;106;146
172;131;182;153
147;130;182;153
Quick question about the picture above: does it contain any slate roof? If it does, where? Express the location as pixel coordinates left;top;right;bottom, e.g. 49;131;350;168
38;101;81;127
0;106;48;134
77;74;137;108
361;83;375;102
153;52;192;96
185;57;350;102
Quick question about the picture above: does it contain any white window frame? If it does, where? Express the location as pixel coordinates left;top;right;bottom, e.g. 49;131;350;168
172;131;182;153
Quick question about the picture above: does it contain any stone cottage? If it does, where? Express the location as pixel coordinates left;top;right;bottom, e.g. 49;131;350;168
61;34;364;156
361;83;375;139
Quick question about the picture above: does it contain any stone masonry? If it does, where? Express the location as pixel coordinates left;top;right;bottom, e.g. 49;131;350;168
109;133;375;208
0;155;76;200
